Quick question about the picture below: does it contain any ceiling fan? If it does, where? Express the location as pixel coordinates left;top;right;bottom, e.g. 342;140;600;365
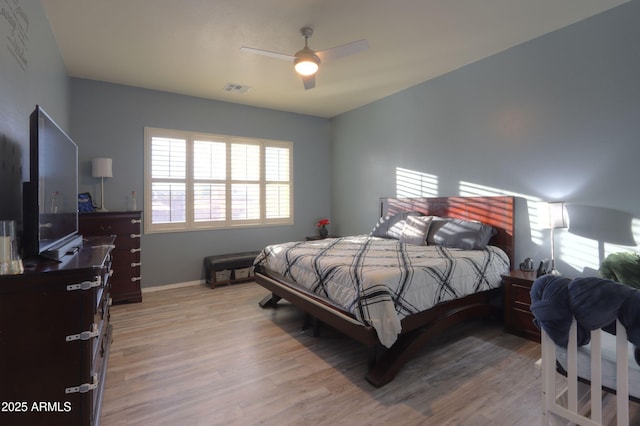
240;27;369;90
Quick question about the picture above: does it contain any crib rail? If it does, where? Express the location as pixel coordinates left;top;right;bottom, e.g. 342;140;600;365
541;319;629;426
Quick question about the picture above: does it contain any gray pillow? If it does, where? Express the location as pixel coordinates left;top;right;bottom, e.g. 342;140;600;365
370;211;421;239
399;215;433;245
426;217;448;245
431;218;497;250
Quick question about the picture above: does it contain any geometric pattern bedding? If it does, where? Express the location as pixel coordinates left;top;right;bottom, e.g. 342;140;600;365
254;235;510;348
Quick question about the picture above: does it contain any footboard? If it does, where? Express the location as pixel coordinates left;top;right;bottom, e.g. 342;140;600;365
541;319;630;426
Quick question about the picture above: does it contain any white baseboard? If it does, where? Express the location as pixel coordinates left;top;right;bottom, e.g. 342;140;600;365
141;280;205;293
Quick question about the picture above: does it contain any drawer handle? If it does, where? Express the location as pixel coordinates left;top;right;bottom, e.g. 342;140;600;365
99;225;112;232
130;233;141;239
130;248;141;253
131;262;142;267
131;277;141;282
66;323;99;342
131;219;142;224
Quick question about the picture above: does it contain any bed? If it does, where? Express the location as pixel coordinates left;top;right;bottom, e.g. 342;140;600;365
531;275;640;425
253;196;515;387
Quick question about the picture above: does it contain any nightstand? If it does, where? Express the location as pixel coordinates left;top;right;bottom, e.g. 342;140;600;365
502;270;540;342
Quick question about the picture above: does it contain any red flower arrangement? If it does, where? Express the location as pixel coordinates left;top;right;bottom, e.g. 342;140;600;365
316;218;331;228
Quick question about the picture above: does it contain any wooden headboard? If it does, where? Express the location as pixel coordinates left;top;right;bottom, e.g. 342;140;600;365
380;196;515;267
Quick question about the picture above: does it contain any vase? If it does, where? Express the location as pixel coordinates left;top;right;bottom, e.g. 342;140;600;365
318;225;329;238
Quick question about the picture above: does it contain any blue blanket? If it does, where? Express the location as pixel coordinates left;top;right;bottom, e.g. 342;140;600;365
530;275;640;352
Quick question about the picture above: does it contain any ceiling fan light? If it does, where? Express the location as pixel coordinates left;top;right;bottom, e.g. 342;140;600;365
294;59;319;76
294;50;319;76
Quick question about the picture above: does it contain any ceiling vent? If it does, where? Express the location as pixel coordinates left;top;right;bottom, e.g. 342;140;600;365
223;83;251;94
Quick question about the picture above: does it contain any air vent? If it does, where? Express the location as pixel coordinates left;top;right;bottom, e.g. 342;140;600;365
223;83;251;94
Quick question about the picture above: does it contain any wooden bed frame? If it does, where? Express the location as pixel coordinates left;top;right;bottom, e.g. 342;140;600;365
254;196;515;387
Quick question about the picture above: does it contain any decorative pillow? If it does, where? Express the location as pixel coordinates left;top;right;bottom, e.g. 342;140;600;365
370;211;421;239
426;217;448;245
431;218;497;250
399;215;432;245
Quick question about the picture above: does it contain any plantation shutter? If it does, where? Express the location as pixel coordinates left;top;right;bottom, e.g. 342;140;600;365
150;137;186;225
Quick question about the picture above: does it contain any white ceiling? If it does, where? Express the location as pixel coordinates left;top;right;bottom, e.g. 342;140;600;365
42;0;627;118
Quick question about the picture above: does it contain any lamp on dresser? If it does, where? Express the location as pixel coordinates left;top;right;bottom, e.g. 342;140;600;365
92;157;113;212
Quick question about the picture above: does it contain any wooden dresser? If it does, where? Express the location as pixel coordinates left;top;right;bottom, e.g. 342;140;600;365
80;211;142;303
0;236;114;426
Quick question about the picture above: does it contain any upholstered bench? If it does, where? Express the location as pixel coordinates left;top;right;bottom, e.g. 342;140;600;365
204;251;260;288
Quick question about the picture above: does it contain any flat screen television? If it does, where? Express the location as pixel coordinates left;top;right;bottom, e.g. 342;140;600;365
22;105;82;260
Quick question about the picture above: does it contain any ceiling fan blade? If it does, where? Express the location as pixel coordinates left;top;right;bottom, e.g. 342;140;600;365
239;46;294;62
316;39;369;62
302;74;315;90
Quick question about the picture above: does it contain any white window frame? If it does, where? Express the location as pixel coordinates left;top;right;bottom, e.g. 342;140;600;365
144;127;293;234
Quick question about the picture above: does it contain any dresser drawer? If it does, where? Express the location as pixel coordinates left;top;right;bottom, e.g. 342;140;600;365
112;236;141;252
80;215;141;236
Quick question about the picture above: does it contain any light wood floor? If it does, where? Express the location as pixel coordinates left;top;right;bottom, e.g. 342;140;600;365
100;282;546;425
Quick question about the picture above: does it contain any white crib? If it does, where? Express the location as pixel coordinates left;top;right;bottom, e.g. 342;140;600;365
540;319;636;425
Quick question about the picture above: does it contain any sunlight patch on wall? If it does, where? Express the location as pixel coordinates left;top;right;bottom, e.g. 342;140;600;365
557;216;638;274
395;168;438;197
459;181;546;245
604;217;640;256
560;232;601;273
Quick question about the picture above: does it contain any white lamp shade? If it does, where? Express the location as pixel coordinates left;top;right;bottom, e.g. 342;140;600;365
549;202;568;229
92;158;113;178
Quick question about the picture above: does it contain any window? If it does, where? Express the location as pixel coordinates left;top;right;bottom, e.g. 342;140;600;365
144;127;293;233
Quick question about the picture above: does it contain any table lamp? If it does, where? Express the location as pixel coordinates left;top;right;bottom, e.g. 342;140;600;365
92;158;113;212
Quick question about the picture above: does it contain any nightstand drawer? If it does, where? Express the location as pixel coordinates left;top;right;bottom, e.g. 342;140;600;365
509;309;539;337
511;283;533;306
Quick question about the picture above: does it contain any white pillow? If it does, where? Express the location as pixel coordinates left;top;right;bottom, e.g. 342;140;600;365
370;211;421;239
399;215;433;245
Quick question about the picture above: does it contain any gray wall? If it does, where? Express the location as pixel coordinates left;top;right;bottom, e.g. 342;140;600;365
331;0;640;277
70;79;331;286
0;0;69;222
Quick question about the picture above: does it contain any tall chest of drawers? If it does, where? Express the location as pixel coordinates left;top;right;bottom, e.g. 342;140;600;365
0;236;114;426
80;211;142;303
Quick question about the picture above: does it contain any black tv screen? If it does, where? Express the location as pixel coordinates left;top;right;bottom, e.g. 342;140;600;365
22;106;79;259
